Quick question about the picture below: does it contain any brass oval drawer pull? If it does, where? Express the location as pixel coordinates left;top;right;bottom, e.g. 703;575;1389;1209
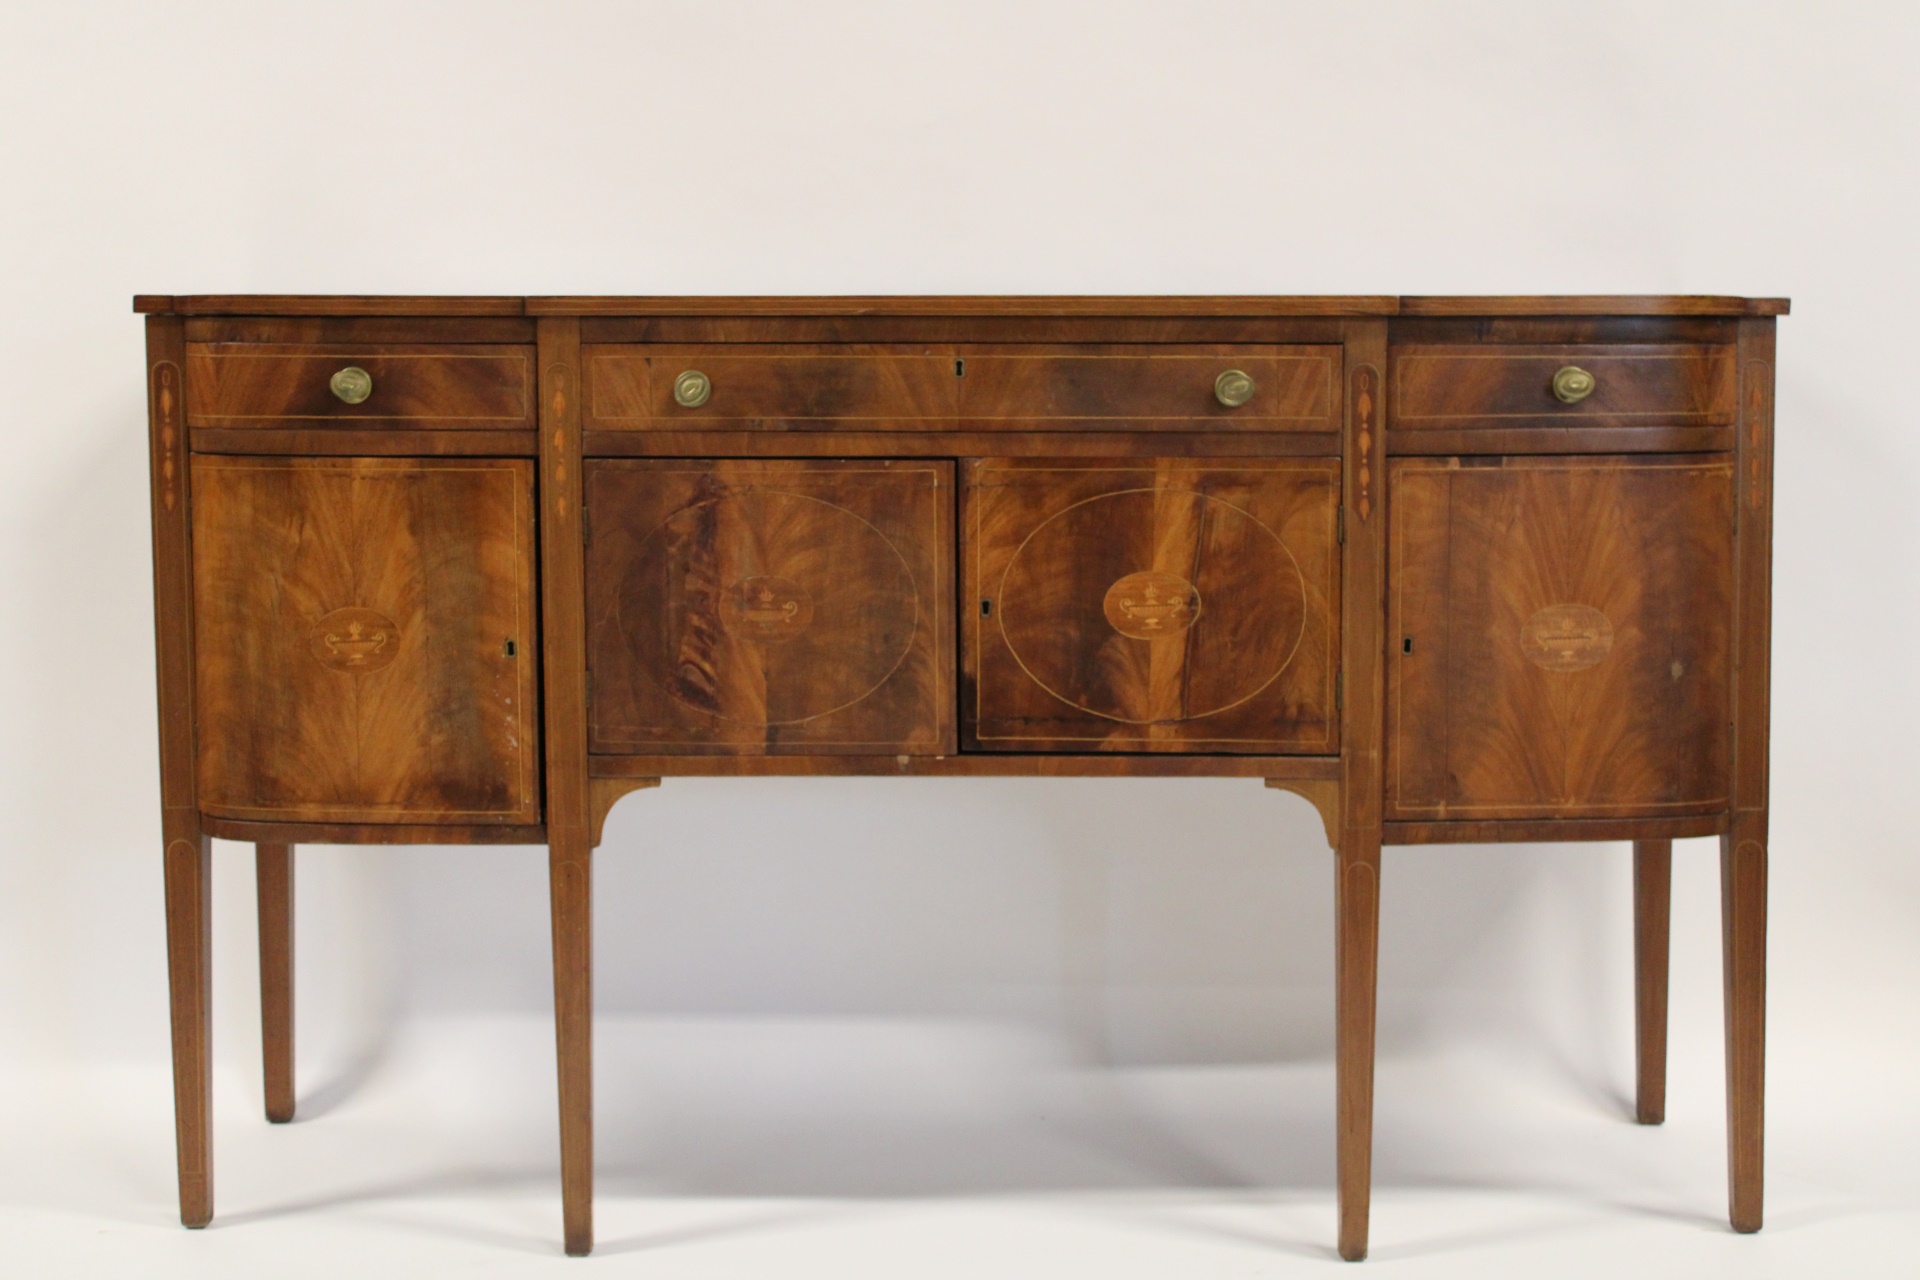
329;366;373;404
673;369;712;408
1552;365;1596;404
1214;368;1257;408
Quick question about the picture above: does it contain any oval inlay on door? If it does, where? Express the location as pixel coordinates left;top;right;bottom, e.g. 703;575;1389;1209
627;491;920;725
998;489;1307;723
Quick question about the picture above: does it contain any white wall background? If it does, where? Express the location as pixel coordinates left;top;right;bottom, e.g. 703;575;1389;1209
2;2;1916;1275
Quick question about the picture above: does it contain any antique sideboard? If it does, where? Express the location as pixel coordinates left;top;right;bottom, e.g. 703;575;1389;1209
137;293;1782;1259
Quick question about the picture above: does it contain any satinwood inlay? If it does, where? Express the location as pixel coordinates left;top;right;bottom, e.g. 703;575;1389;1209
721;575;815;643
308;607;402;673
1519;604;1614;672
1102;570;1200;639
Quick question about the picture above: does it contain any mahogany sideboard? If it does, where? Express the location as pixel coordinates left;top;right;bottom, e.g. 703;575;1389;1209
137;293;1784;1259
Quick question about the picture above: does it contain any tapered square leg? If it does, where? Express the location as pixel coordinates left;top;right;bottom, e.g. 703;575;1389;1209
1721;827;1767;1232
1632;838;1671;1125
549;836;594;1256
256;842;295;1123
164;825;213;1227
1335;836;1382;1262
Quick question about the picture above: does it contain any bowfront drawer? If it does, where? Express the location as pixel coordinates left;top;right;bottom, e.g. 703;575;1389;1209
587;345;959;428
185;343;534;428
1391;344;1735;430
955;345;1337;431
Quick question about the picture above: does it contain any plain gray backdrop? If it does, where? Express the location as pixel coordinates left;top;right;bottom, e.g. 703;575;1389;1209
2;3;1915;1274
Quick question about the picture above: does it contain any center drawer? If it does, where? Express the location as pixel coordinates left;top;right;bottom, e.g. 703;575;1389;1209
584;343;1339;432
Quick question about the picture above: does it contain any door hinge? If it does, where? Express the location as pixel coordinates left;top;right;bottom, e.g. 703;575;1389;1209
1335;672;1343;714
581;503;591;547
1337;508;1346;546
585;670;594;708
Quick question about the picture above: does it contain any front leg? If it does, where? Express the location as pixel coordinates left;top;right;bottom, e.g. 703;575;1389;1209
1721;826;1767;1231
549;834;594;1255
164;823;213;1226
1632;838;1671;1124
256;842;295;1123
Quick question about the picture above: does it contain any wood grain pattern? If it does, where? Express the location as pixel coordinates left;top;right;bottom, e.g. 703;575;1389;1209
256;842;295;1123
964;458;1340;752
149;314;214;1229
164;831;212;1227
1398;296;1788;317
1335;319;1390;1262
191;457;541;824
186;317;536;345
1385;455;1734;821
541;296;1402;317
205;817;546;845
587;460;954;754
537;317;595;1257
582;316;1354;346
140;295;528;316
1383;814;1725;845
186;344;533;428
591;753;1341;780
1633;838;1672;1125
1392;345;1735;429
583;429;1339;460
1723;316;1775;1234
955;345;1336;431
138;294;1787;319
192;428;537;457
587;345;958;428
1386;426;1732;457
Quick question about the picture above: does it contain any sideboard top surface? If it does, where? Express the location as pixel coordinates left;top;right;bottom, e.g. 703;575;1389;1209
133;294;1791;318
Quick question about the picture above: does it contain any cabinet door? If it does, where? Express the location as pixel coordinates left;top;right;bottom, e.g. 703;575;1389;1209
1385;455;1733;821
192;457;540;824
585;460;954;754
965;458;1340;753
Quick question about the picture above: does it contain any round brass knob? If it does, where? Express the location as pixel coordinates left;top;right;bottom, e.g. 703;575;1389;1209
1214;368;1257;408
673;369;712;408
1551;365;1596;404
329;366;373;405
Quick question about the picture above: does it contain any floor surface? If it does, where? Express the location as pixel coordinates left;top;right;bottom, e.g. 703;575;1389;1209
6;1013;1914;1278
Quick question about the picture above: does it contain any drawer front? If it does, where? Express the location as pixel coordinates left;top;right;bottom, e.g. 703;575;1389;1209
586;459;954;754
587;345;959;428
965;458;1340;753
1385;455;1733;821
185;343;534;428
1391;344;1735;429
192;457;541;824
585;343;1339;432
956;345;1337;431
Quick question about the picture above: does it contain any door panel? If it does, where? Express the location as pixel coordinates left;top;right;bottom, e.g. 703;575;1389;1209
1385;455;1733;820
965;458;1340;752
192;457;540;823
586;460;954;753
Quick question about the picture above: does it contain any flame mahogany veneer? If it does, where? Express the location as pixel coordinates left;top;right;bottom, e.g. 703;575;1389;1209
140;295;1783;1260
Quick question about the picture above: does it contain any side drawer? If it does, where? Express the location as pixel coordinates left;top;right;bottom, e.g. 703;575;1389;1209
185;343;534;428
1391;344;1735;430
956;344;1338;431
586;345;959;428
